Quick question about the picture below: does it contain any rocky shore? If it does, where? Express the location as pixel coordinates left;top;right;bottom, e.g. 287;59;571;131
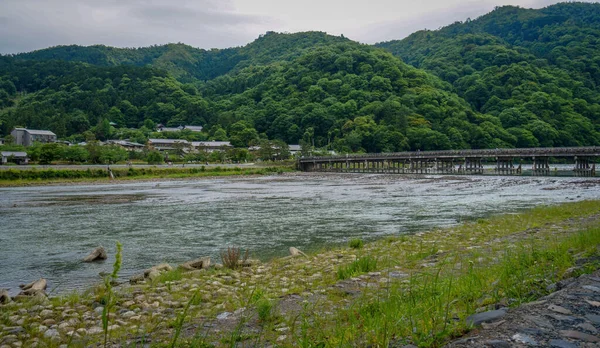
1;201;599;347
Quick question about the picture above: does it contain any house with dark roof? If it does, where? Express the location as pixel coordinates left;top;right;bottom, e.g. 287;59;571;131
10;128;57;146
183;125;204;132
192;141;232;152
148;138;191;152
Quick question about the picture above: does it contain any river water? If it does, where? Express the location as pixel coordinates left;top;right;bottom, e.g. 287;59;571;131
0;173;598;295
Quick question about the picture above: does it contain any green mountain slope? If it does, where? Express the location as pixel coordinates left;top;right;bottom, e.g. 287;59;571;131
13;31;349;82
376;2;600;147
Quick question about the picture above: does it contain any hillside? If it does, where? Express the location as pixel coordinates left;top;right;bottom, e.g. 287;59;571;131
13;31;349;82
376;2;600;147
1;3;600;152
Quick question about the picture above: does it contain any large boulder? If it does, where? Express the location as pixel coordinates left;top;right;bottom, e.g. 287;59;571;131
180;257;211;271
83;246;107;262
18;278;47;296
289;247;308;258
0;289;10;304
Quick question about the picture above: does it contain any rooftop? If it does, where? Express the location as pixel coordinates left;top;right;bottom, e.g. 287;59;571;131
13;128;56;136
192;141;232;147
1;151;27;157
149;139;190;144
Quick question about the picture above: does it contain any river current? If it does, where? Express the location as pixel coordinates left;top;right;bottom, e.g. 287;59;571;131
0;173;598;295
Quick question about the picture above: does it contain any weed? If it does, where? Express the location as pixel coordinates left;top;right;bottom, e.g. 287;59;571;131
349;238;364;249
102;241;122;348
220;246;249;270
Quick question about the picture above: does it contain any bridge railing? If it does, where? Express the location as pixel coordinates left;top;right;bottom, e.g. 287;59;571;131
299;146;600;162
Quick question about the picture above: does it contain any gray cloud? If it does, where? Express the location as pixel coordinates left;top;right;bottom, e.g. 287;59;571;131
0;0;273;53
0;0;598;54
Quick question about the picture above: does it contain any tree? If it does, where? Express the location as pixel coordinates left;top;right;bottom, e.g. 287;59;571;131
146;150;164;165
62;145;89;163
39;143;62;164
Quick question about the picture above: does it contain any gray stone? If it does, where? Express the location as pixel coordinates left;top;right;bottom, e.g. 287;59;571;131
216;312;231;320
466;308;507;326
519;327;544;336
546;314;578;322
18;279;47;296
585;314;600;325
0;289;10;304
525;315;554;329
560;330;600;342
582;285;600;292
389;272;409;279
576;322;597;333
289;247;307;257
511;333;538;346
549;339;578;348
3;327;24;335
548;305;572;315
485;340;511;348
180;257;211;271
122;311;136;318
44;329;60;339
83;246;107;262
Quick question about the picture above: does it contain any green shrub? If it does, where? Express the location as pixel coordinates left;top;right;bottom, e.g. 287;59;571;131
349;238;364;249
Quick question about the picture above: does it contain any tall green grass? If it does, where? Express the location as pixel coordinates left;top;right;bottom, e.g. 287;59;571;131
337;256;378;280
313;226;600;347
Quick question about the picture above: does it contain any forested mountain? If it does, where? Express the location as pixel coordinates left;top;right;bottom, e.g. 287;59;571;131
1;2;599;152
13;32;349;82
376;2;600;147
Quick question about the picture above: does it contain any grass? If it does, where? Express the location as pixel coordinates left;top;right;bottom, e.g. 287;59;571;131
305;225;600;347
0;165;294;186
337;256;378;280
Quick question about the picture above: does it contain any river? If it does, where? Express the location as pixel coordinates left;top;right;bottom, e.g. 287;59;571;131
0;173;598;295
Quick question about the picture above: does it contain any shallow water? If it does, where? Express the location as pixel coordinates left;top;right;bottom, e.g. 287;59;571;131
0;173;598;295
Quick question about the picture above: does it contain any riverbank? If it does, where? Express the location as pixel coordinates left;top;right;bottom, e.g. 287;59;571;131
1;200;599;347
0;165;293;187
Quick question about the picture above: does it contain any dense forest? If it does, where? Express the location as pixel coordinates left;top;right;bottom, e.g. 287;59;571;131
1;2;599;153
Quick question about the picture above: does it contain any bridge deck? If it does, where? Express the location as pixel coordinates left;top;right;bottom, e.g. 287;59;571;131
297;147;599;177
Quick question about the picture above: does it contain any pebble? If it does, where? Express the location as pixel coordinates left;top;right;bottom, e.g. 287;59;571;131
43;329;60;339
39;309;53;318
576;322;597;333
560;330;600;342
87;327;103;334
466;309;507;326
485;340;511;348
582;285;600;292
548;305;572;315
121;311;136;318
511;333;538;346
585;314;600;324
549;339;578;348
216;312;231;320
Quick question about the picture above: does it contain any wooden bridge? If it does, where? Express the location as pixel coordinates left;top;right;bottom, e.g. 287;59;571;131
297;147;600;177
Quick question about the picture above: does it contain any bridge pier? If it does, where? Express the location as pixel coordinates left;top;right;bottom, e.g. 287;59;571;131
496;157;515;175
574;157;594;177
532;157;550;176
465;158;483;174
436;159;455;174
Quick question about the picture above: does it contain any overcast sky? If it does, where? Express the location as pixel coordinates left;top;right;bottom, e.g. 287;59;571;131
0;0;598;54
